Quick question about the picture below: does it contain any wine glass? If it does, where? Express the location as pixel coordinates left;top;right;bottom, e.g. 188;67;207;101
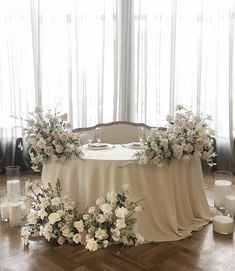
138;127;144;148
95;127;102;148
85;130;94;149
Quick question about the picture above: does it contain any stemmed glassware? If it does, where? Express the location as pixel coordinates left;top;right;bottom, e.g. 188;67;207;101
86;130;94;149
138;127;144;148
95;127;102;148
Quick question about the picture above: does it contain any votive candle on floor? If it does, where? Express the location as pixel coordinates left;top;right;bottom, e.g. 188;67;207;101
9;203;21;226
7;179;21;198
214;180;232;209
213;215;234;234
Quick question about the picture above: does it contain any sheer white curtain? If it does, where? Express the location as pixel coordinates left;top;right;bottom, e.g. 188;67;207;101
0;0;35;170
0;0;234;172
133;0;235;171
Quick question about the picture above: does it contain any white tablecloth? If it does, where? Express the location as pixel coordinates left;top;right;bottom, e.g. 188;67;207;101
42;145;212;242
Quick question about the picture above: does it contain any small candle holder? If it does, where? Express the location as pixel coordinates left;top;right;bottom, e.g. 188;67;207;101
213;214;234;235
0;190;9;222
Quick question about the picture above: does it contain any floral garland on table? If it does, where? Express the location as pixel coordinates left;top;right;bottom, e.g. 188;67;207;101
134;105;216;167
18;107;83;172
21;180;144;251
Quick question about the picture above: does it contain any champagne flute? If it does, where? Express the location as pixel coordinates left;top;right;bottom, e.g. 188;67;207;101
138;127;144;148
86;130;94;149
95;127;102;148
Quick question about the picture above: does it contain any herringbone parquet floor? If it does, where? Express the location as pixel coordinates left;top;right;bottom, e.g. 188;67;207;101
0;172;234;271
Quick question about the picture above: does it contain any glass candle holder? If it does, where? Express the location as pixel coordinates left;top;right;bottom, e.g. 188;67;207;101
214;171;232;211
6;165;20;181
225;187;235;217
8;195;22;227
0;190;9;222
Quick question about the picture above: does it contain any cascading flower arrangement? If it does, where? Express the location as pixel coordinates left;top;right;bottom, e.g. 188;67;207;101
20;107;83;172
134;105;216;167
21;180;144;251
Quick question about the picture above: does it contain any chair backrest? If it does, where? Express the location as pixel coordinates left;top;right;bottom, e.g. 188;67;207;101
73;121;155;144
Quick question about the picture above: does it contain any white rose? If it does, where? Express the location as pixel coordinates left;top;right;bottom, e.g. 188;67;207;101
115;207;129;219
100;203;112;215
83;214;90;221
36;138;46;149
55;145;64;153
73;233;82;244
111;228;121;242
88;206;96;214
116;219;126;229
96;214;106;223
60;133;68;141
42;223;53;241
74;220;84;232
121;184;132;193
51;197;62;206
150;141;158;151
172;144;183;159
135;233;144;246
57;209;65;217
202;151;211;161
27;212;38;224
183;143;193;153
106;191;117;203
37;208;48;220
66;143;75;152
103;240;109;248
60;113;68;121
95;228;108;240
111;228;120;237
86;238;99;252
48;212;61;225
52;129;60;139
62;225;70;237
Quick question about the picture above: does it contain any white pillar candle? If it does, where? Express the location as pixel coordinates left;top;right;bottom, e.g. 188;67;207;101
0;204;9;221
9;203;21;226
7;179;21;198
225;195;235;213
214;180;232;209
213;215;234;234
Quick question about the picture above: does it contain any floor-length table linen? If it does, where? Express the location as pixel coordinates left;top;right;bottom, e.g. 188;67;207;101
42;145;212;242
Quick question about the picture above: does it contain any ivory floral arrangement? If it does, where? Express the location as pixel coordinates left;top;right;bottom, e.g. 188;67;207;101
21;180;144;251
134;105;216;167
19;107;83;172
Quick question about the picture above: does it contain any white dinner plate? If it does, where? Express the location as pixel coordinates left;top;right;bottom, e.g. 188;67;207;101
88;143;111;150
126;142;142;149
